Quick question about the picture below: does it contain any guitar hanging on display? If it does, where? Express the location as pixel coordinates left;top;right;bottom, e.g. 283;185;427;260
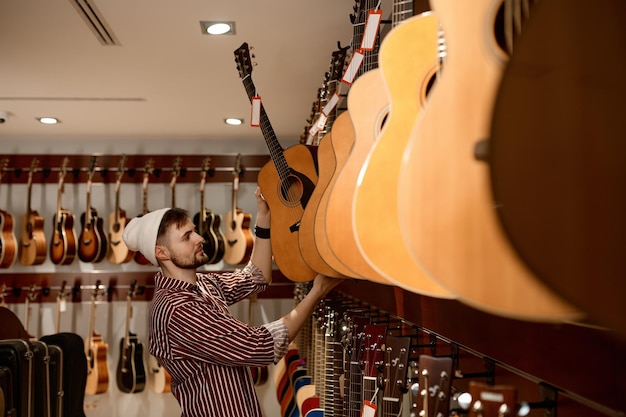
19;158;46;266
55;281;68;333
50;156;77;265
85;281;109;395
79;156;108;263
223;154;254;265
169;156;182;209
247;294;269;386
107;154;134;264
0;158;17;268
234;42;318;282
380;335;411;417
116;280;146;394
193;157;221;264
413;354;454;417
148;354;172;394
468;381;516;417
134;158;155;265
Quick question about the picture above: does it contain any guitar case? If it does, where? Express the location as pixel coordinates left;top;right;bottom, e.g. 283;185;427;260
0;365;16;417
44;344;63;417
28;340;51;417
40;333;87;417
0;339;34;417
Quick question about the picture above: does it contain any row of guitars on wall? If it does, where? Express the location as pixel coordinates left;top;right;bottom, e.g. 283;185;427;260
0;154;254;269
282;284;556;417
234;0;625;333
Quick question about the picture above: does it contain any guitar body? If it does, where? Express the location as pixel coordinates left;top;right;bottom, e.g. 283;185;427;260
19;211;46;266
298;133;346;278
223;209;254;265
353;13;452;297
257;144;318;282
79;209;108;263
0;210;17;268
210;213;226;264
116;333;146;393
107;209;134;264
489;0;626;334
50;210;77;265
148;354;172;393
324;69;391;284
194;209;219;264
85;334;109;395
398;0;580;321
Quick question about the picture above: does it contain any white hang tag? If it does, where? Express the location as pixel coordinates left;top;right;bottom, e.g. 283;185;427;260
251;96;261;127
315;113;328;130
307;125;319;145
59;298;67;312
322;91;341;116
342;49;365;85
360;10;383;51
361;400;377;417
233;175;239;191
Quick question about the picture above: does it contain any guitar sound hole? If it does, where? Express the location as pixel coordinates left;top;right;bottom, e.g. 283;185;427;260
278;175;304;207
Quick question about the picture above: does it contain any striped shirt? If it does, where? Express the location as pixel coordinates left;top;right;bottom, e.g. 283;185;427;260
150;262;290;417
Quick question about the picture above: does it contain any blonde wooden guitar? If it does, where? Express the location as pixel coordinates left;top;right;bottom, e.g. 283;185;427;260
85;282;109;395
353;12;452;298
223;154;254;265
108;155;134;264
397;0;580;321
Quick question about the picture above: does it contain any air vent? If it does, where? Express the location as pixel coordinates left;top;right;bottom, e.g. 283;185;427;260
69;0;120;46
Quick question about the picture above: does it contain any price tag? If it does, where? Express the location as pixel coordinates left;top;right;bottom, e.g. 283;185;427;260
233;175;239;191
361;400;377;417
360;10;383;51
322;91;341;116
59;298;67;312
251;96;262;127
342;49;365;85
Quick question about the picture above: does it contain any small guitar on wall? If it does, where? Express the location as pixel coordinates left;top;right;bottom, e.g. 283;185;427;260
50;156;77;265
107;155;134;264
116;280;146;394
134;158;155;265
0;158;17;268
223;154;254;265
19;157;46;266
85;281;109;395
79;156;108;263
234;42;318;282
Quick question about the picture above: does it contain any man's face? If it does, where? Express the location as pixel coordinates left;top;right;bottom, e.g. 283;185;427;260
165;218;209;269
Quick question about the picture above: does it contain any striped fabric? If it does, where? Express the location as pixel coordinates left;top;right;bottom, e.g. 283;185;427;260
150;262;289;417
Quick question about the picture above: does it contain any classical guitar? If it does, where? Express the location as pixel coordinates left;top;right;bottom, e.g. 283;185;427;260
79;157;108;263
50;156;77;265
107;155;134;264
85;281;109;395
193;157;220;264
19;158;46;265
223;154;254;265
234;42;318;282
298;46;350;279
116;280;146;394
467;381;516;417
352;11;453;298
134;159;155;265
0;158;17;268
488;0;626;335
397;0;580;321
412;354;454;417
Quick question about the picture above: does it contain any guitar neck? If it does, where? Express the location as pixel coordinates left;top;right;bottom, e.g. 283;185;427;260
124;295;132;347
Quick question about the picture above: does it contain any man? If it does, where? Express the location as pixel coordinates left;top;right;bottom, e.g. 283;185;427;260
122;186;341;416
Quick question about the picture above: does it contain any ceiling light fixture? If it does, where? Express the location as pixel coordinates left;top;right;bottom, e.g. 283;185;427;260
38;117;60;125
200;21;236;36
224;118;243;126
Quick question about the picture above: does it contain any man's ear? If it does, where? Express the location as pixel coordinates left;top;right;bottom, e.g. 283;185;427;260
155;245;170;262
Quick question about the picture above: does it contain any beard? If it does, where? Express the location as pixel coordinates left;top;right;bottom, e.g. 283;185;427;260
170;246;209;269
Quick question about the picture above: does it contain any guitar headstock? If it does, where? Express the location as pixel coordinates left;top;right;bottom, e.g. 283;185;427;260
468;381;517;417
115;154;127;185
199;156;211;190
27;157;39;185
415;355;454;417
330;44;350;82
170;156;182;187
0;157;8;184
128;279;138;299
232;153;242;190
234;42;254;79
142;158;155;188
58;156;70;191
362;323;387;377
382;335;411;411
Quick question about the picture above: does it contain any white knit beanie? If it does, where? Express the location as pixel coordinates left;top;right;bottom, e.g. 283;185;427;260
122;208;171;266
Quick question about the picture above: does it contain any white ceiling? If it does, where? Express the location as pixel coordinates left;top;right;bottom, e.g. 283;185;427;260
0;0;363;145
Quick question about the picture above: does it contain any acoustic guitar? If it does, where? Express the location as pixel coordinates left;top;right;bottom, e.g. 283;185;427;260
116;280;146;394
234;42;318;282
467;381;516;417
223;154;254;265
352;12;453;298
247;294;269;386
169;156;182;209
147;354;172;393
107;155;134;264
19;158;46;266
193;157;221;264
50;156;77;265
397;0;580;321
85;281;109;395
134;159;155;265
412;355;454;417
78;157;108;263
488;0;626;335
0;158;17;268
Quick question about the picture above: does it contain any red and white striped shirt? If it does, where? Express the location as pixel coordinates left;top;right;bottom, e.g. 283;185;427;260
150;262;289;417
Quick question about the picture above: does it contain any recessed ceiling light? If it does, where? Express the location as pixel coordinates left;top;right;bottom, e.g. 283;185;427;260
224;118;243;126
38;117;60;125
200;21;236;36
